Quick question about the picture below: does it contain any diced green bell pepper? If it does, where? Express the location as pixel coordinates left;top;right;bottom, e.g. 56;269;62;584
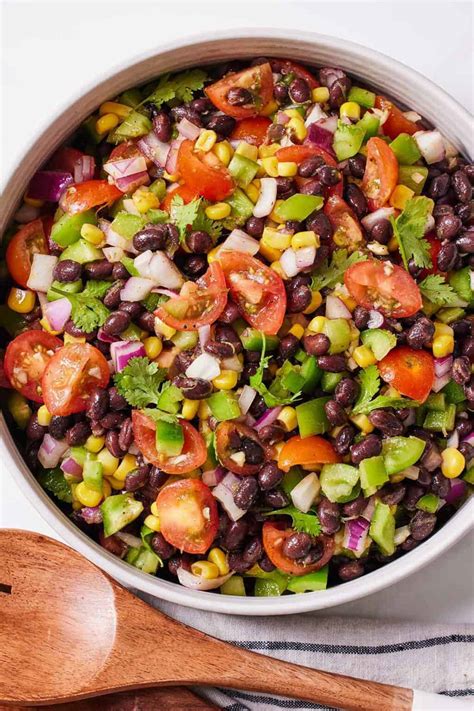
246;566;289;596
240;328;279;351
357;112;380;140
333;120;366;161
171;330;199;350
296;397;330;437
228;153;259;187
382;436;426;475
221;576;246;596
111;213;145;240
425;393;446;412
370;501;395;556
321;371;346;393
449;266;473;306
59;239;103;264
155;419;184;457
121;256;140;276
436;307;466;324
47;279;82;301
126;547;160;574
149;178;167;201
423;404;456;433
81;115;102;145
320;463;360;503
389;134;421;165
359;455;388;497
323;318;352;354
300;355;322;393
274;194;323;222
360;328;396;360
397;165;429;196
120;88;142;108
158;384;184;414
282;468;303;495
82;453;103;493
109;111;152;143
7;391;31;429
442;379;466;405
69;446;87;467
207;391;241;421
280;363;306;394
224;188;254;222
255;579;284;596
120;323;143;341
416;493;440;513
101;493;143;537
348;86;376;108
51;210;97;247
287;566;329;593
294;348;307;364
463;467;474;485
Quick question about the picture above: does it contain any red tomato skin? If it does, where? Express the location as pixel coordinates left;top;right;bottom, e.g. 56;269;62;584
131;411;207;474
61;180;122;215
177;140;234;202
277;435;340;472
6;219;48;289
215;421;273;476
205;63;274;119
161;184;198;212
231;117;271;146
156;479;218;554
219;252;286;335
47;146;84;173
262;522;334;575
4;331;63;403
344;260;423;318
361;137;399;211
375;96;420;140
379;346;435;403
276;59;320;89
324;195;364;250
276;144;337;168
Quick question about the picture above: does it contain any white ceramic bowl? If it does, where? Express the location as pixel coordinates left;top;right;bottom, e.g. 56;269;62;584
1;29;473;615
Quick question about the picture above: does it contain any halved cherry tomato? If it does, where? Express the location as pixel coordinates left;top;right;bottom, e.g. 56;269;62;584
4;331;62;403
6;219;49;289
344;259;422;318
262;522;334;576
361;137;398;211
42;343;110;416
156;479;218;554
375;95;420;140
277;435;339;472
177;139;234;202
131;411;207;474
60;180;122;215
231;116;271;146
47;146;84;173
161;184;198;213
108;140;142;162
215;421;270;476
418;234;445;278
219;252;286;335
276;59;320;89
155;263;227;331
205;63;274;119
324;195;364;251
276;144;337;167
379;346;435;403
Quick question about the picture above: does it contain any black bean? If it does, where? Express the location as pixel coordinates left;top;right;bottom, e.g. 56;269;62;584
118;302;141;320
64;320;96;341
452;356;471;385
417;468;433;488
66;421;91;447
464;163;474;183
328;77;351;108
301;542;324;566
463;337;474;360
338;560;364;581
86;387;109;421
84;259;113;280
380;483;406;505
436;213;462;241
123;468;148;492
273;82;289;104
317;498;341;535
410;510;436;541
427;173;451;200
334;424;355;455
456;229;474;254
204;340;235;359
267;124;286;143
370;220;392;244
186;230;212;254
53;259;82;282
298;156;324;178
227;86;252;105
264;489;290;509
404;484;425;511
105;430;126;458
108;386;127;411
242;537;263;565
430;470;450;498
245;216;265;238
172;375;212;400
453;320;472;339
289;77;310;103
286;282;311;313
218;300;241;324
152;111;172;142
451;170;472;203
223;520;248;551
350;434;381;464
150;531;176;560
172;350;195;375
205;114;236;137
345;184;368;219
437;242;459;271
241;437;264;465
406;317;435;350
348;154;366;179
335;378;358;407
234;477;259;509
282;532;312;560
278;334;299;361
48;415;71;440
182;254;207;278
368;409;403;436
258;462;284;491
117;417;133;451
137;311;155;332
306;212;333;241
112;262;129;280
302;333;330;357
342;496;367;517
258;423;286;445
133;225;167;252
190;97;213;115
26;415;47;441
460;442;474;461
325;400;347;426
455;202;473;224
103;281;124;310
275;177;296;199
300;178;323;196
170;105;202;127
168;554;192;576
102;310;131;337
100;412;125;430
316;165;341;187
148;466;167;491
227;552;253;574
353;306;370;330
318;354;346;372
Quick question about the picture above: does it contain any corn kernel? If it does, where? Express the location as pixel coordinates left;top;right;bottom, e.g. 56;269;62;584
39;317;61;336
288;323;305;340
24;195;44;208
390;184;415;210
353;345;377;367
97;448;119;477
244;181;260;203
182;398;200;420
338;293;357;312
387;234;399;252
262;227;292;250
340;101;361;121
260;99;279;117
441;448;465;479
332;227;353;248
213;370;238;390
303;291;323;315
114;454;137;482
7;288;36;314
96;113;119;135
308;315;327;333
205;202;231;220
102;480;111;499
213;140;233;166
277;406;298;432
99;101;132;119
195;129;217;153
287;116;307;142
208;548;229;575
207;246;221;264
261;156;279;177
144;336;162;360
150;502;159;516
312;87;330;103
37;405;52;427
259;241;283;263
235;141;258;161
163;171;179;182
198;401;211;420
434;322;454;338
277;161;298;177
432;335;454;358
132;187;160;214
76;481;103;508
154;317;176;340
270;261;286;278
144;514;161;532
291;231;318;250
191;561;220;579
63;333;86;345
284;108;303;120
80;223;105;245
259;143;280;159
107;476;125;490
269;199;286;224
85;435;105;453
350;414;375;434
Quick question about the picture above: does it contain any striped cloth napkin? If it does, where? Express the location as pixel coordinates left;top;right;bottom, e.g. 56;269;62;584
143;598;474;710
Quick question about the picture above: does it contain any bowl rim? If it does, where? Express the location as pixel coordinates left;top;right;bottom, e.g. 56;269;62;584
1;27;473;615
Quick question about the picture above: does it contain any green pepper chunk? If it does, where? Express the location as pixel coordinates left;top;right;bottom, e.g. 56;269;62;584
155;419;184;457
320;463;360;503
245;564;289;596
121;256;140;277
69;446;87;467
357;112;380;140
101;493;143;537
126;547;160;574
369;501;395;556
299;355;322;393
360;329;396;360
359;455;388;497
274;194;323;222
149;178;167;201
120;323;143;341
51;210;97;247
348;86;376;108
333;121;366;161
221;576;246;596
282;468;303;495
228;153;259;187
224;188;254;222
240;328;279;351
442;380;466;405
463;467;474;485
416;493;440;514
287;566;329;593
397;165;429;195
296;397;330;437
382;436;426;475
321;371;346;393
109;111;152;142
389;134;421;165
323;318;352;354
436;307;466;324
47;279;82;302
59;238;103;264
425;393;446;412
111;213;145;239
82;453;103;493
423;405;456;433
207;391;241;421
7;391;31;430
171;330;199;350
157;384;184;414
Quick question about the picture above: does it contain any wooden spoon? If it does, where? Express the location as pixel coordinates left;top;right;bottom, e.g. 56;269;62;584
0;530;467;710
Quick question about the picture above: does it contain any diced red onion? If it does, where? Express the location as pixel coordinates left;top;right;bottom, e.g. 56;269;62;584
14;203;41;224
177;567;233;591
104;156;147;180
99;218;130;251
394;525;411;546
177;118;202;140
343;517;370;554
432;373;451;393
41;298;71;332
470;270;474;289
414;130;445;165
218;229;260;256
276;111;290;125
306;123;335;154
134;250;154;278
403;465;420;481
367;310;384;329
319;115;338;133
221;355;243;373
422;444;442;472
361;496;376;522
238;385;257;415
80;506;103;524
152;287;178;299
361;207;395;231
185;353;220;380
255;406;282;432
325;295;352;319
295;246;316;269
290;473;320;513
245;413;256;427
103;246;125;263
434;356;453;378
74;155;95;183
213;472;247;521
116;531;142;548
447;430;459;449
27;254;58;293
148;252;185;290
110;340;146;372
461;431;474;446
403;110;422;123
138;131;171;167
97;327;119;344
165;136;185;174
198;324;211;349
253;177;277;218
37;292;49;308
38;434;69;469
60;457;83;477
116;171;149;194
444;478;467;505
202;466;226;487
304;104;327;127
280;248;299;278
120;277;155;302
28;171;73;202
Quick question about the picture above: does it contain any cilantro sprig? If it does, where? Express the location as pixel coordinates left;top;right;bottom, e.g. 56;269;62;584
114;357;167;408
265;506;322;537
170;195;222;242
419;274;466;306
249;336;301;408
390;197;433;270
143;69;208;110
351;364;419;414
310;249;367;292
52;281;111;333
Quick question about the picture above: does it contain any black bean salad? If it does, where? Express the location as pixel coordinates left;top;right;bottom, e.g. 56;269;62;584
1;57;473;597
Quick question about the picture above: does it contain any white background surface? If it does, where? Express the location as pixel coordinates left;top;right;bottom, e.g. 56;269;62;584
1;0;473;623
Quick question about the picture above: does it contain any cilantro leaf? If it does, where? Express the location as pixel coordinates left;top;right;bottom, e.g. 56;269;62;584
37;468;72;503
311;249;367;291
114;357;167;407
249;336;300;408
419;274;466;306
390;197;433;270
52;281;111;333
357;396;419;414
266;506;322;537
170;195;222;242
352;365;381;414
141;407;180;426
142;292;169;312
81;281;112;298
143;69;208;110
193;201;223;240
